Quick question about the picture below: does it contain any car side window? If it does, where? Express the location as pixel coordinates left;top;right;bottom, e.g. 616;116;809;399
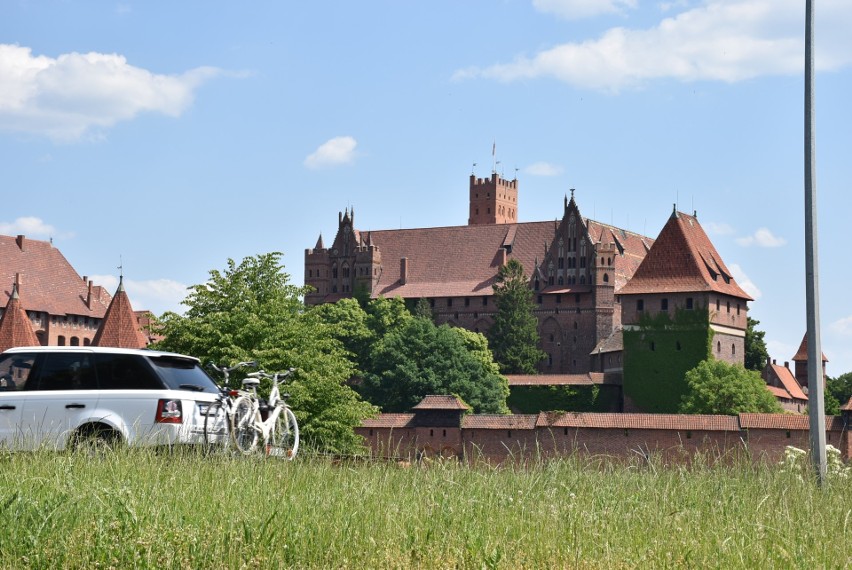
96;354;164;390
0;354;37;391
32;353;97;391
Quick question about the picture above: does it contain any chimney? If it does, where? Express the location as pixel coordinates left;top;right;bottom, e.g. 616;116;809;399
499;247;508;266
14;273;21;288
400;257;409;285
15;235;24;251
772;359;776;365
784;361;789;369
86;280;93;309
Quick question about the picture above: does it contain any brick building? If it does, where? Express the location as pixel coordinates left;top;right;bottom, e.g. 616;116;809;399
306;175;657;375
0;234;149;349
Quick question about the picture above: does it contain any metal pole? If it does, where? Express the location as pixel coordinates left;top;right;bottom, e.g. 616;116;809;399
804;0;827;484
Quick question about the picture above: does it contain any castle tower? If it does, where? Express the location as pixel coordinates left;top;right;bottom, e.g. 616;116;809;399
468;173;518;225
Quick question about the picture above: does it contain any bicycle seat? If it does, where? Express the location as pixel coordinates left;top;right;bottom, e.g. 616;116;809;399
241;377;261;388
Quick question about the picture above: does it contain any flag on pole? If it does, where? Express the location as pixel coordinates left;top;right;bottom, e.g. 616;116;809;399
492;140;496;156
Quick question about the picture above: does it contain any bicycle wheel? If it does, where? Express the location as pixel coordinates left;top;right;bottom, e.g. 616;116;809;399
269;406;299;460
203;400;228;451
230;396;258;454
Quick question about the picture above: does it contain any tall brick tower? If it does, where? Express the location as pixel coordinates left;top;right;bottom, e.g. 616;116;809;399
468;173;518;225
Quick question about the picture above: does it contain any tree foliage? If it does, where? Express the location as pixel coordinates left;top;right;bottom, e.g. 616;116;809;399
744;317;769;371
825;372;852;415
679;359;782;415
153;253;376;454
487;259;546;374
361;317;509;414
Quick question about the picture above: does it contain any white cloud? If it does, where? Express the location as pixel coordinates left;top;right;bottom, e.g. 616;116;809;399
830;315;852;336
766;339;797;363
533;0;637;20
89;274;189;316
454;0;852;91
0;44;220;141
304;136;358;170
729;263;761;300
525;161;564;176
0;216;58;238
736;227;786;248
703;221;735;236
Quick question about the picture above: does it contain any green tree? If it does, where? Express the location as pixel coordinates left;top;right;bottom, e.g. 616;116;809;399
154;253;376;454
361;317;509;414
311;298;374;374
744;317;769;371
413;297;434;321
825;372;852;415
487;259;546;374
365;296;413;338
679;359;782;415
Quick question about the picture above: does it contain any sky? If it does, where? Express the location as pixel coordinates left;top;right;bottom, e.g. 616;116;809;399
2;1;851;376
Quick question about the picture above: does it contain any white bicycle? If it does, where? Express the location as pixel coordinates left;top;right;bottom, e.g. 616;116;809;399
231;368;299;459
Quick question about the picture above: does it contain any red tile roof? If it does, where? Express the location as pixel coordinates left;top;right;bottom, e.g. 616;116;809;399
360;414;416;428
91;279;148;349
617;211;751;300
412;395;470;410
585;219;653;292
505;373;621;386
0;234;112;318
0;284;40;351
462;414;538;430
537;412;740;431
766;363;807;401
791;333;828;362
738;413;843;430
842;397;852;412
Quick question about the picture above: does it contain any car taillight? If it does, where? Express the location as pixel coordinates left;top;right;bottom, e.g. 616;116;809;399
155;399;183;424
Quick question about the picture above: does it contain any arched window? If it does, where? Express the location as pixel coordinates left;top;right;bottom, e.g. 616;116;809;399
332;264;338;279
70;337;80;346
58;336;66;346
603;273;609;283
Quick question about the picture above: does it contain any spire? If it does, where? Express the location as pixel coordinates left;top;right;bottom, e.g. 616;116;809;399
92;278;148;349
0;281;40;352
315;233;325;250
671;203;678;219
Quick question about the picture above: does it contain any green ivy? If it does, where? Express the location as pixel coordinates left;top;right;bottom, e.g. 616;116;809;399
623;307;713;413
507;384;620;413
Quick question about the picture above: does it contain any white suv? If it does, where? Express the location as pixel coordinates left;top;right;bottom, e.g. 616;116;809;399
0;346;220;451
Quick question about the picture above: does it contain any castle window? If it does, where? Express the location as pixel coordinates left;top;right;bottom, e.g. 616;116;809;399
558;276;564;286
332;265;338;279
537;295;543;304
726;301;731;313
661;298;669;311
71;337;80;346
580;275;585;284
650;341;655;351
548;353;553;366
580;257;586;269
573;322;578;330
58;336;66;346
558;257;564;269
737;304;741;316
732;344;736;355
447;298;453;307
84;338;91;346
482;297;488;306
716;299;720;311
676;341;681;351
603;273;609;283
686;298;694;310
465;297;470;307
636;299;644;312
556;295;562;304
429;298;435;308
575;294;580;303
549;334;554;342
717;341;721;353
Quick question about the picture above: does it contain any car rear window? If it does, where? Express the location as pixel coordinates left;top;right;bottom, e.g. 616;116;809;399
147;355;220;394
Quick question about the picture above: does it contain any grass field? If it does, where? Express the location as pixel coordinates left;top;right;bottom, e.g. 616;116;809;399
0;448;849;569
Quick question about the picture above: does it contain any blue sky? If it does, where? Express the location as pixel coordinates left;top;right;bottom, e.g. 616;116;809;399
2;1;851;376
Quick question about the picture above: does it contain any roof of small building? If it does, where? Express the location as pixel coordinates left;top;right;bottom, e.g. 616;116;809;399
591;328;623;354
617;210;751;300
91;278;148;349
0;284;40;351
412;395;470;410
765;362;808;401
0;234;112;318
462;414;538;430
504;373;621;386
842;397;852;412
791;333;829;362
537;412;741;431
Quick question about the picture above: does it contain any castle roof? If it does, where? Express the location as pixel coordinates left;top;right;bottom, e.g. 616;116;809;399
462;414;538;430
536;412;740;431
792;333;828;362
617;210;752;300
0;284;40;351
329;216;650;301
91;277;148;349
0;234;111;318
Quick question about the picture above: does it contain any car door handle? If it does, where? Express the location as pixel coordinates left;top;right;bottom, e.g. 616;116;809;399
0;405;15;410
65;403;86;409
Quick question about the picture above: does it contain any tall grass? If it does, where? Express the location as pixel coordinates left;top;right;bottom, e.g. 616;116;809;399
0;448;849;568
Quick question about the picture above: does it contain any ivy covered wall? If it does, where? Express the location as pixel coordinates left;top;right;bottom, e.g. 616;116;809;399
507;384;621;413
623;308;713;413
